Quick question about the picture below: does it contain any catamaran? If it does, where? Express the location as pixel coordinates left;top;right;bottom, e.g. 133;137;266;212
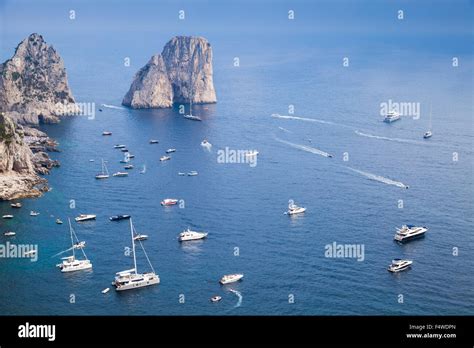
95;159;109;179
112;219;160;291
56;218;92;272
424;104;433;139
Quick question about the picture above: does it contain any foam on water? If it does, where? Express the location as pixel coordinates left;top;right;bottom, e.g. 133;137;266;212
346;166;409;189
275;136;333;158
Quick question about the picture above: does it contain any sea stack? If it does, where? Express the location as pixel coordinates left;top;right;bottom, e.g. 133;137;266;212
123;36;217;109
0;33;76;125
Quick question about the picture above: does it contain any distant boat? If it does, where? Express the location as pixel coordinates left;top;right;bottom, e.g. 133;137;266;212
160;156;171;161
112;218;160;291
99;108;103;112
178;228;208;242
128;154;135;159
394;225;427;243
210;295;222;302
102;131;112;136
285;201;306;215
140;165;146;174
120;148;129;153
220;274;244;285
245;151;259;157
161;198;178;206
166;148;176;154
187;171;198;176
2;215;13;219
201;139;212;147
114;144;126;149
56;218;63;224
184;78;202;121
184;114;202;121
149;140;159;144
30;211;40;216
178;172;186;176
133;234;148;241
10;202;22;208
110;215;131;221
383;110;400;123
3;231;16;237
75;214;96;222
95;159;110;179
388;259;413;273
124;164;134;170
102;288;110;294
424;104;433;139
56;218;92;273
113;172;129;177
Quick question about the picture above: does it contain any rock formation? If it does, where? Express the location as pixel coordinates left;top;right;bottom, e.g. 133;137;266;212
123;36;217;108
0;33;76;125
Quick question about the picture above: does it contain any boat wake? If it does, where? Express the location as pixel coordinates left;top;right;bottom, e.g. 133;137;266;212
229;289;242;308
275;137;333;158
346;167;409;189
271;113;341;127
355;130;425;145
101;104;126;110
278;126;292;133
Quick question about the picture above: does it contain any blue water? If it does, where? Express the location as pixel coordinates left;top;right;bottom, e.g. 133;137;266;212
0;0;473;315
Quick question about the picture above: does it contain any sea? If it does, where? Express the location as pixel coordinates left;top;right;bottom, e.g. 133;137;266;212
0;0;472;315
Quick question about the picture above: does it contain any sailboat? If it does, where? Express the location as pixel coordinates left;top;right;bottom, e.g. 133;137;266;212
95;159;109;179
112;218;160;291
424;104;433;139
184;74;202;121
56;218;92;272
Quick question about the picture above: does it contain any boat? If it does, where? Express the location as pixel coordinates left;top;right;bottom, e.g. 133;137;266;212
3;231;16;237
120;148;129;153
56;218;93;272
2;215;13;219
95;159;110;179
114;144;126;149
128;154;135;159
160;156;171;161
210;296;222;303
120;159;129;164
102;288;110;294
113;172;129;177
245;151;259;157
424;104;433;139
124;164;134;170
75;214;96;222
184;114;202;121
178;172;186;176
89;159;95;162
110;214;131;221
285;202;306;215
56;219;63;224
102;131;112;136
383;110;400;123
388;259;413;273
187;171;198;176
24;250;37;257
10;202;22;208
219;274;244;285
178;228;208;242
73;241;86;249
184;75;202;121
133;234;148;241
165;148;176;154
394;225;428;243
149;140;159;144
30;211;40;216
99;108;103;112
201;139;212;147
112;219;160;291
161;198;178;206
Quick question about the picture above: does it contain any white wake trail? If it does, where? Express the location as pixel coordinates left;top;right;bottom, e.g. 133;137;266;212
229;289;242;308
101;104;126;110
275;137;333;158
272;113;337;126
355;130;425;145
346;167;409;189
278;126;292;133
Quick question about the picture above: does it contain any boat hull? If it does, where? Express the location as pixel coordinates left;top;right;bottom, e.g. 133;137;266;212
60;262;92;273
394;233;426;243
114;275;160;291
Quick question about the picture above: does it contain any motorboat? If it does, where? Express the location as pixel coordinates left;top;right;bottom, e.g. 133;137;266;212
187;171;198;176
210;296;222;303
3;231;16;237
394;225;428;243
112;219;160;291
2;215;13;219
95;159;109;179
178;172;186;176
285;202;306;215
30;211;40;216
56;219;93;273
10;202;22;208
201;139;212;147
178;228;208;242
113;172;129;177
388;259;413;273
184;114;202;121
110;214;131;221
149;139;159;144
220;274;244;285
114;144;126;149
75;214;96;222
165;148;176;154
160;156;171;161
102;131;112;136
56;219;63;224
383;110;400;123
128;154;135;159
133;234;148;241
423;130;432;139
120;148;129;153
102;288;110;294
124;164;134;170
161;198;178;206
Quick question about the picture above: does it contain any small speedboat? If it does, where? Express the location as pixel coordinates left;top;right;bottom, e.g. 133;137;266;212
3;231;16;237
102;288;110;294
178;172;186;176
124;164;134;170
10;202;22;208
133;234;148;241
128;154;135;159
56;219;63;224
114;144;126;149
30;211;40;216
184;114;202;121
187;171;198;176
286;202;306;215
113;172;129;177
388;259;413;273
160;156;171;161
149;140;159;144
423;130;432;139
75;214;96;222
161;198;178;206
2;215;13;219
210;296;222;303
165;148;176;154
102;131;112;136
110;215;131;221
220;274;244;285
120;148;129;153
201;139;212;147
178;228;208;241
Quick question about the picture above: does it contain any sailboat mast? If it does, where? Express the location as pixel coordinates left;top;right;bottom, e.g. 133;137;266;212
130;218;138;274
68;218;75;258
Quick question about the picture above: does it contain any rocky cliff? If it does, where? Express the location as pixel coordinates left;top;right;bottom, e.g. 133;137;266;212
0;33;76;125
123;36;217;108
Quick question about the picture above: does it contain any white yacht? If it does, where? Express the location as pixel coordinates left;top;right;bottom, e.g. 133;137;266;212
112;219;160;291
161;198;178;206
75;214;96;222
220;274;244;285
124;164;134;170
56;218;63;224
178;228;208;242
286;202;306;215
394;225;428;243
95;159;109;179
149;139;159;144
388;259;413;273
113;171;129;177
201;139;212;147
102;131;112;136
3;231;16;237
165;148;176;154
114;144;126;149
178;172;186;176
187;171;198;176
133;234;148;241
56;219;92;273
383;110;400;123
30;211;40;216
160;155;171;161
2;215;13;219
10;202;22;208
